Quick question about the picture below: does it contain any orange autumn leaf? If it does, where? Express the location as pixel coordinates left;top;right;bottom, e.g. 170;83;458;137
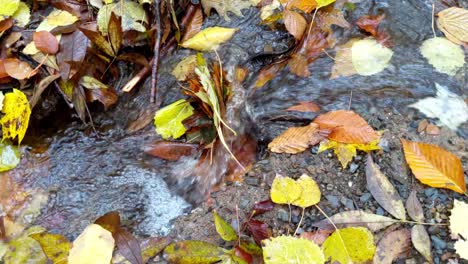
284;9;307;40
3;58;36;80
313;110;379;144
401;139;466;194
268;123;327;154
281;0;317;13
34;31;59;55
286;101;320;112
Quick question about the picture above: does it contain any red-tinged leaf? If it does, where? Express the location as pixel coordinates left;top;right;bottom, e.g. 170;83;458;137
406;189;424;222
108;12;122;55
373;229;411;264
182;6;203;43
283;0;317;13
163;240;226;263
0;18;13;32
288;53;309;77
34;31;59;55
56;30;89;80
254;60;287;88
114;227;143;264
85;87;118;110
300;229;333;246
143;141;199;161
313;110;379;144
140;237;172;263
284;10;307;40
356;14;385;36
30;74;61;109
0;216;5;241
299;25;328;60
225;134;256;183
286;101;320;112
244;219;272;245
95;211;121;234
3;58;36;80
251;199;275;217
0;60;9;79
117;53;150;67
400;139;465;193
79;26;115;57
234;246;253;264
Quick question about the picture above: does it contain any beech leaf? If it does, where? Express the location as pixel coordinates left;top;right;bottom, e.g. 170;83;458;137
284;10;306;40
411;225;432;263
33;31;59;55
154;99;194;140
285;101;320;112
313;210;397;232
1;89;31;144
373;229;411;264
268;123;325;154
322;227;376;264
437;7;468;44
400;139;465;193
213;210;237;242
262;236;325;264
420;37;465;76
181;27;238;51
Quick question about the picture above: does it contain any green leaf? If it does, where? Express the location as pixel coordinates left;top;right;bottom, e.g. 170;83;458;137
0;141;20;172
163;240;227;263
1;89;31;144
262;236;324;264
322;227;376;264
30;233;71;264
154;99;194;139
213;210;237;242
0;0;19;16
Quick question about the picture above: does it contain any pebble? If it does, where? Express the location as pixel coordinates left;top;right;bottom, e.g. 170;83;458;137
245;176;260;186
326;195;340;208
340;197;355;210
360;193;372;202
326;184;333;191
431;235;447;250
405;258;416;264
349;163;359;173
424;188;435;197
376;207;384;216
310;146;319;154
378;138;390;152
277;208;290;222
428;226;440;235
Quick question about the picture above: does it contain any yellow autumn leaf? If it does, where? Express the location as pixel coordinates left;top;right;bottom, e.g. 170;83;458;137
36;9;78;32
263;236;325;264
293;174;321;208
270;175;302;205
420;37;465;76
213;210;237;242
181;27;238;51
172;55;197;81
316;0;335;8
1;89;31;144
30;233;71;264
12;2;30;27
0;0;19;16
351;38;393;76
154;99;194;139
449;199;468;260
68;224;115;264
323;227;376;264
318;139;381;168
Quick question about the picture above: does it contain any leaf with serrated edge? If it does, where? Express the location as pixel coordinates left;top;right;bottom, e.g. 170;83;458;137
401;139;465;193
268;123;324;154
438;7;468;44
213;210;237;242
313;210;397;232
373;229;411;264
406;189;424;222
411;225;433;263
323;227;376;264
366;155;406;220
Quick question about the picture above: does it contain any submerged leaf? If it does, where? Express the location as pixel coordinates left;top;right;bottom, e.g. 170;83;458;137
201;0;257;21
144;141;199;161
351;38;393;76
262;236;325;264
163;240;226;263
181;27;238;51
1;89;31;144
437;7;468;44
373;229;411;264
322;227;376;264
154;100;194;139
213;211;237;242
420;37;465;76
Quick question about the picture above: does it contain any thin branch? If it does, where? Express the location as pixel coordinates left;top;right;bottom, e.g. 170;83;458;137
432;3;436;38
151;0;162;105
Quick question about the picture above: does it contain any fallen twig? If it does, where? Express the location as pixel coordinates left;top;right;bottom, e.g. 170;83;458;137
151;0;162;105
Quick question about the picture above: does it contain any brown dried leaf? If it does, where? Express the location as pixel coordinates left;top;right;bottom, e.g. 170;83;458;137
356;14;385;36
284;9;307;40
438;7;468;44
114;228;143;264
425;124;441;135
56;30;89;80
30;74;61;109
33;31;59;55
366;155;406;220
373;229;411;264
411;225;433;263
254;60;287;88
182;7;203;43
288;53;309;77
330;39;357;79
0;18;13;32
95;211;121;234
313;210;397;232
405;189;424;222
268;123;326;154
401;139;466;193
108;12;122;55
79;26;115;57
3;58;36;80
285;101;320;112
143;141;199;161
85;87;118;110
0;60;9;79
313;110;379;144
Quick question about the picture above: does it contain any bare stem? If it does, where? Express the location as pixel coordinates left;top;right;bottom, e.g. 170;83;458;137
151;0;162;105
294;207;305;236
431;3;436;38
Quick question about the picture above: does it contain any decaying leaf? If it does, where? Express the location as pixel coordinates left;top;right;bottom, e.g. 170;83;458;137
318;139;381;168
182;7;204;43
36;9;79;32
284;9;306;40
1;89;31;144
330;39;358;79
172;55;197;81
30;232;72;264
244;219;271;245
154;99;194;140
4;228;47;264
366;155;406;220
411;225;432;263
12;2;30;28
322;227;376;264
181;26;238;51
251;199;275;217
68;224;115;264
300;229;333;246
0;141;20;172
144;141;199;161
201;0;258;21
163;240;227;263
33;31;59;55
450;199;468;260
437;7;468;44
420;37;465;76
409;83;468;131
262;236;325;264
373;229;411;264
401;139;465;193
351;38;393;76
268;123;326;154
97;0;148;34
270;174;321;208
313;210;397;232
405;189;424;222
3;58;35;80
213;210;237;242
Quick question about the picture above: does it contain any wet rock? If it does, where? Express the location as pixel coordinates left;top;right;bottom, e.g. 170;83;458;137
326;195;340;208
349;163;359;173
405;258;417;264
378;138;390;152
310;146;319;154
239;197;250;210
360;193;371;202
424;188;435;197
376;207;385;216
431;235;447;250
245;176;260;186
340;197;355;210
277;208;290;222
428;226;440;235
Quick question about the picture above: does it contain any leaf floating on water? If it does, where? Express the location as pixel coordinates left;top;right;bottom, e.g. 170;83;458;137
411;225;433;263
163;240;227;263
262;236;325;264
68;224;115;264
144;141;199;161
268;123;325;154
322;227;376;264
313;210;397;232
284;9;307;40
1;89;31;144
154;99;194;140
409;83;468;131
351;38;393;76
366;155;406;220
373;229;411;264
181;27;238;51
285;101;320;113
0;142;20;172
213;210;237;242
318;139;381;168
420;37;465;76
330;39;358;79
405;189;424;222
30;232;72;264
400;139;465;193
437;7;468;44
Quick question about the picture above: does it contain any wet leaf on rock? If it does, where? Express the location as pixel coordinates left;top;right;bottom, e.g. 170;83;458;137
201;0;257;21
172;55;197;81
262;236;325;264
420;37;465;76
373;228;411;264
323;227;376;264
154;99;194;140
351;38;393;76
113;228;143;264
140;237;172;263
411;225;432;263
1;89;31;144
0;141;20;172
30;232;71;264
68;224;115;264
284;9;306;40
251;199;275;217
144;141;199;161
268;123;326;154
3;58;36;80
405;189;424;222
318;139;381;168
163;240;227;263
285;101;320;113
182;27;238;51
366;155;406;220
213;210;237;242
330;39;358;79
356;14;385;37
313;210;397;232
437;7;468;44
401;139;465;193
